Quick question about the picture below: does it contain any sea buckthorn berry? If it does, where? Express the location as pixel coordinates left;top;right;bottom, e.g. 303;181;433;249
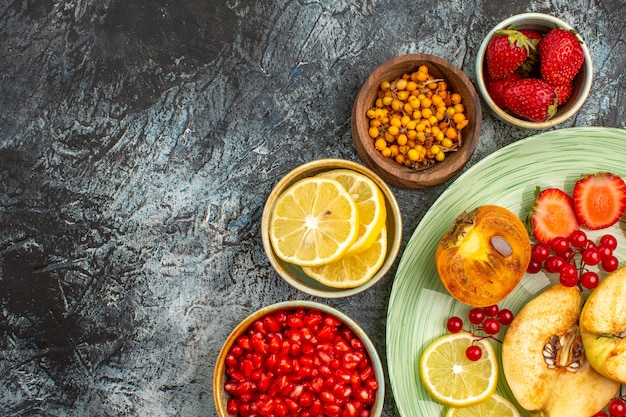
366;64;468;170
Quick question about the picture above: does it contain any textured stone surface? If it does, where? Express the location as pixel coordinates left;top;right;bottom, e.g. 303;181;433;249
1;1;624;416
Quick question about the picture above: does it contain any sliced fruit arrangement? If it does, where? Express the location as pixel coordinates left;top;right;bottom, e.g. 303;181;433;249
526;172;626;286
485;25;585;122
269;169;387;288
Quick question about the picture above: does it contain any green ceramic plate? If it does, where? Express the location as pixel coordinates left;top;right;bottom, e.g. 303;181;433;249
387;127;626;416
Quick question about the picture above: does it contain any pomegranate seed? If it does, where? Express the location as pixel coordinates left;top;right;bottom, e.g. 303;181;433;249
335;368;352;383
334;339;351;352
350;338;364;350
344;401;359;417
263;316;281;333
299;391;313;407
284;398;300;413
226;397;239;415
310;399;323;415
364;377;378;391
225;354;238;367
325;404;342;415
310;376;325;392
237;336;252;350
257;373;271;392
290;384;304;399
287;315;304;328
317;325;335;341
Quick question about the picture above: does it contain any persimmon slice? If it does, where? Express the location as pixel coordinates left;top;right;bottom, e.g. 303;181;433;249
435;205;531;307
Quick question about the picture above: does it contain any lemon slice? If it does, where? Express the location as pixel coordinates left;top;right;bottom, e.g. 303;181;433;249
419;332;498;407
269;177;359;267
302;226;387;288
316;169;386;255
445;394;521;417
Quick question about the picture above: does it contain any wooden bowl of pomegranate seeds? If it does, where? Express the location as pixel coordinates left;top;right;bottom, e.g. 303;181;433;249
214;301;385;417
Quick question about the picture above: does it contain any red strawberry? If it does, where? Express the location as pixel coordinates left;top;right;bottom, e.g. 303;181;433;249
553;81;574;106
486;71;522;110
573;172;626;230
528;188;580;244
518;29;543;77
503;78;557;122
539;28;584;85
486;29;536;80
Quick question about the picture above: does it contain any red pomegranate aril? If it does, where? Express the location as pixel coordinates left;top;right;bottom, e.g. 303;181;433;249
304;311;322;328
364;377;378;391
265;353;278;371
257;373;271;392
287;315;304;328
318;350;334;364
301;342;315;356
310;399;323;415
359;409;371;417
258;398;275;415
325;316;343;327
356;387;373;404
253;320;267;335
319;364;333;377
324;376;338;389
225;354;238;367
239;403;252;417
290;384;304;399
334;339;351;353
350;338;364;350
230;344;244;357
229;371;246;382
274;400;288;417
284;397;300;412
227;397;240;415
321;390;336;403
224;381;238;395
360;366;374;381
299;391;313;407
317;325;336;341
336;368;352;383
334;384;353;399
250;369;262;381
280;339;291;356
264;316;282;333
268;334;282;353
331;358;342;369
311;376;325;392
237;336;252;350
241;359;254;376
325;404;342;416
343;401;359;417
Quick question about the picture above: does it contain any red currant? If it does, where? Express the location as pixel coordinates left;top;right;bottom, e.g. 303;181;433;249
482;317;501;335
550;236;570;255
497;308;514;326
527;259;543;274
531;242;551;262
465;345;482;361
483;305;499;317
597;245;614;262
446;316;463;333
568;230;588;248
545;255;565;273
600;234;618;251
602;255;619;272
582;247;601;266
608;398;626;417
559;262;578;287
580;271;599;290
468;308;485;325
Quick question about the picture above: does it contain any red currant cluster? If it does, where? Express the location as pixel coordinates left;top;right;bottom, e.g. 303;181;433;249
593;393;626;417
445;304;514;361
527;231;619;289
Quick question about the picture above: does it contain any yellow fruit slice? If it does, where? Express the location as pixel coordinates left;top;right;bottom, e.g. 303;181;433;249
302;226;387;288
419;332;498;407
269;177;359;267
445;394;520;417
317;169;386;255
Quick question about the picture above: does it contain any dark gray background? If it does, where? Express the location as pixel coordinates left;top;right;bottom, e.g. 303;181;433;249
1;1;624;416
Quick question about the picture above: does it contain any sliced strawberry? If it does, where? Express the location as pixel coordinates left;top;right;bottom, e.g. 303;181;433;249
528;187;580;243
573;172;626;230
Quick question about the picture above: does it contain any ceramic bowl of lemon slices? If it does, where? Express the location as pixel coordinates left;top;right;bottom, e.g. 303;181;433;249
261;158;402;298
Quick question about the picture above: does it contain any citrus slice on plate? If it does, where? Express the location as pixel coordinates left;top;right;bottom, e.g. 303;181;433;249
316;169;386;255
269;177;359;267
302;226;387;288
445;393;520;417
419;332;498;407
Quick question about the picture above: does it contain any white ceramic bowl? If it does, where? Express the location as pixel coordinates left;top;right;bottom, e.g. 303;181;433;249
475;13;593;129
213;301;385;417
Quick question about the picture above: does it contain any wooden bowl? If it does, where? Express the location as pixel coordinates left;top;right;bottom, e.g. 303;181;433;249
351;54;482;189
475;13;593;129
213;301;385;417
261;158;402;298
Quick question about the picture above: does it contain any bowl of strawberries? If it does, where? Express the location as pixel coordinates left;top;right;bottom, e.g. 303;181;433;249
475;13;593;129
